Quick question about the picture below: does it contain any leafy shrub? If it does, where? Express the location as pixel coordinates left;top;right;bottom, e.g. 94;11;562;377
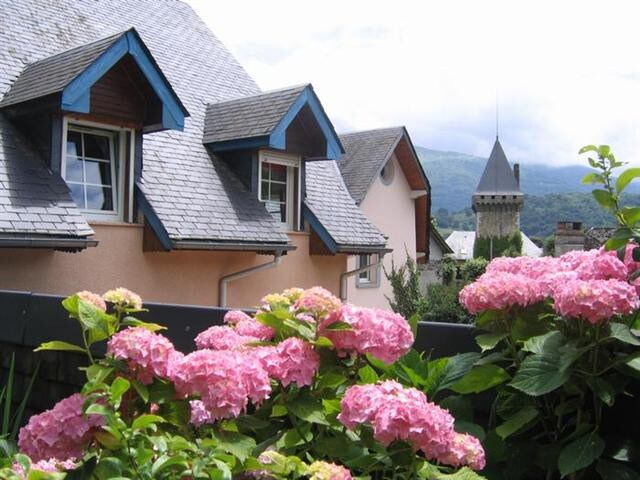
459;258;488;283
439;256;458;285
473;231;522;260
0;287;488;479
422;284;474;324
384;254;427;320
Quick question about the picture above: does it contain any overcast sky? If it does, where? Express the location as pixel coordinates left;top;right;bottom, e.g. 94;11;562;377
186;0;640;167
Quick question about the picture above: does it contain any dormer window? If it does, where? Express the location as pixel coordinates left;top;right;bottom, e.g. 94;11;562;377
259;150;300;230
62;119;133;221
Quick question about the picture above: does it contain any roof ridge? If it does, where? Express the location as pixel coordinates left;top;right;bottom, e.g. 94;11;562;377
207;83;310;106
338;126;405;137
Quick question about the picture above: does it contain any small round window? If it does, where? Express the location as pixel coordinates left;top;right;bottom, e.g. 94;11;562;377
380;160;394;185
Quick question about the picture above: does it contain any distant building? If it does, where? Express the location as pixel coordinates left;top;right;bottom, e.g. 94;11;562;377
472;138;523;238
554;221;584;256
445;138;541;259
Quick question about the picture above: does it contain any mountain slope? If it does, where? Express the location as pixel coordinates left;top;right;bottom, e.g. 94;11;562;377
416;146;640;212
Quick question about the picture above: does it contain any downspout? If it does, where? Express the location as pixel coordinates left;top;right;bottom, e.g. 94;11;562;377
339;253;385;301
218;252;283;307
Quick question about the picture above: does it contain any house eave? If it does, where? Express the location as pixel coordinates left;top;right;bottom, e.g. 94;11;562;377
172;239;295;254
0;234;98;250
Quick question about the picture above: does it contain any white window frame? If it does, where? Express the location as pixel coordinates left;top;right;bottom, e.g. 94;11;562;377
356;254;380;288
258;150;301;231
61;117;135;222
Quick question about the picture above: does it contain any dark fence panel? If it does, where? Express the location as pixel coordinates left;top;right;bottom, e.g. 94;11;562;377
0;290;476;418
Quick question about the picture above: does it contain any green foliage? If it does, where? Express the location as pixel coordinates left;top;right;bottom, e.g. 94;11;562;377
473;231;522;260
422;283;474;324
459;258;488;282
384;253;427;319
439;256;458;285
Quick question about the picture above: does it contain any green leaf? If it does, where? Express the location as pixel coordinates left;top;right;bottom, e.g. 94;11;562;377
510;353;571;396
85;403;111;416
624;355;640;372
582;172;605;185
616;168;640;193
213;430;257;462
121;317;166;332
475;333;507;352
579;144;599;155
631;316;640;336
610;323;640;346
358;365;379;384
323;321;353;331
62;295;80;316
431;352;481;395
596;460;640;480
34;341;86;354
408;312;419;339
314;336;333;348
558;432;605;477
109;377;130;405
495;406;538;439
151;454;188;476
429;467;486;479
455;421;485;441
587;377;616;407
132;414;165;430
522;331;565;355
451;364;510;394
131;379;149;403
620;207;640;227
288;393;329;425
592;189;616;210
270;405;287;417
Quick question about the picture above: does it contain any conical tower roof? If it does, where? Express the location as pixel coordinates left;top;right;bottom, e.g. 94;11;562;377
474;138;521;195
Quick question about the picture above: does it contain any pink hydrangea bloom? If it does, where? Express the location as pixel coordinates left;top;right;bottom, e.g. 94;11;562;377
255;338;319;387
172;349;271;421
320;305;414;364
18;394;104;462
459;272;546;314
75;290;106;312
107;327;182;384
13;458;77;478
234;318;274;341
194;325;260;350
574;249;627;281
294;286;342;318
338;381;484;471
223;310;252;325
438;433;486;471
552;279;639;324
103;287;143;309
308;461;353;480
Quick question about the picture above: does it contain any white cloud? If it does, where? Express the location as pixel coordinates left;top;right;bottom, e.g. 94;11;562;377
186;0;640;166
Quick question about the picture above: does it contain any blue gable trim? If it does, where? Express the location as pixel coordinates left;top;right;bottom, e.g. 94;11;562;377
302;203;337;254
207;85;343;159
136;186;173;251
61;29;187;131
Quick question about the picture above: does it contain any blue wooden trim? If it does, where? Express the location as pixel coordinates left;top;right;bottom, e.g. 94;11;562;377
269;86;343;160
50;115;62;174
302;203;337;254
209;135;271;152
61;29;186;131
135;186;173;251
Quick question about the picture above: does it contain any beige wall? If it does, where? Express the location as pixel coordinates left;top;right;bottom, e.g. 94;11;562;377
346;153;417;309
0;224;346;308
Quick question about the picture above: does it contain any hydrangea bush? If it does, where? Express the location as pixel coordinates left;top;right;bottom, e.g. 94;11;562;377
448;145;640;479
0;286;487;479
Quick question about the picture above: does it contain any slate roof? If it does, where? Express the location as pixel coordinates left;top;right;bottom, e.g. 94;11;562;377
337;127;405;203
474;138;522;195
203;85;307;144
305;161;387;250
0;31;124;108
445;230;542;260
0;0;292;248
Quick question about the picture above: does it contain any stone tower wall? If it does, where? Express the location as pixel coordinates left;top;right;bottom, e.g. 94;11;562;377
473;196;523;238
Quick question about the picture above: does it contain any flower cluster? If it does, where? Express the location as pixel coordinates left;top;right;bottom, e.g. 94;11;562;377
254;337;320;388
320;305;414;364
294;286;342;318
224;310;274;340
308;461;353;480
460;249;640;323
172;349;271;422
75;290;107;312
12;458;77;478
103;287;143;309
338;381;485;471
194;325;260;350
18;393;104;462
107;327;183;384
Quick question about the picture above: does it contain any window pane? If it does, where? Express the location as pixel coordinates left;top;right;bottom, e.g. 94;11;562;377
265;201;285;223
269;163;287;182
68;183;85;209
260;181;270;201
269;182;286;203
83;133;111;160
85;159;112;186
86;185;113;211
66;130;82;158
65;157;84;182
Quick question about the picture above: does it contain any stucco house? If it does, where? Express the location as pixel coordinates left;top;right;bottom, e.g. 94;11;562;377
336;127;431;309
0;0;431;309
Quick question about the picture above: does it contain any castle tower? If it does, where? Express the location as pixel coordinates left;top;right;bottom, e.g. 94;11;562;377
472;138;523;238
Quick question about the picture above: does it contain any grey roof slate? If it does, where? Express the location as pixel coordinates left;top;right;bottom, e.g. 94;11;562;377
0;31;124;108
0;114;93;237
203;85;307;144
336;127;405;203
305;161;387;249
1;0;290;246
474;138;522;195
